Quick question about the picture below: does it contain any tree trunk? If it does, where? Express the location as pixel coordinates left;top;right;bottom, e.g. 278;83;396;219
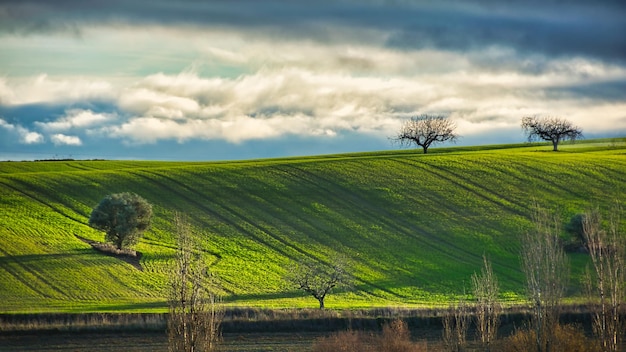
318;297;325;309
423;146;428;154
552;139;559;151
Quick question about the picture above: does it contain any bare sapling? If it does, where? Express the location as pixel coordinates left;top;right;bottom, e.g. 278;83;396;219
471;255;501;351
582;204;625;352
443;297;470;352
520;203;569;352
168;212;223;352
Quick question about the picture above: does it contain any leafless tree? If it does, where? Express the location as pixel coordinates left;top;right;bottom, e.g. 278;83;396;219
168;212;223;352
442;298;470;352
521;116;583;151
471;255;501;351
582;204;625;352
286;257;351;309
520;203;569;352
393;114;459;154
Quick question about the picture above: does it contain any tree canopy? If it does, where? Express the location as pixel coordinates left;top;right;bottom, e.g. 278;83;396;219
286;257;351;309
393;114;459;154
88;192;152;250
521;116;583;151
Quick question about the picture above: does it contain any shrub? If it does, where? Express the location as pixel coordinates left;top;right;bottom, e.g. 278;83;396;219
312;329;370;352
501;323;596;352
312;319;427;352
378;319;427;352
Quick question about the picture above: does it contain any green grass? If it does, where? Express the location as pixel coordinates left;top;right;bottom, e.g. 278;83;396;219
1;139;625;313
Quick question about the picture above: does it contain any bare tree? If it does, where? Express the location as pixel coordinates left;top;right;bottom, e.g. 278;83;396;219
168;212;223;352
442;298;470;352
393;114;459;154
521;116;583;151
286;257;351;309
520;203;569;352
471;255;501;351
582;204;625;352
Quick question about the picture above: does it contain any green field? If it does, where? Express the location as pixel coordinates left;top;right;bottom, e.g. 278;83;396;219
1;140;625;313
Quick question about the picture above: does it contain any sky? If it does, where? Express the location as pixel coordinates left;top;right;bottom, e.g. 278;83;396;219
1;1;625;161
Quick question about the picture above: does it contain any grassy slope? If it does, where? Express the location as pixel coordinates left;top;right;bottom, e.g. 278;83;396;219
1;140;625;313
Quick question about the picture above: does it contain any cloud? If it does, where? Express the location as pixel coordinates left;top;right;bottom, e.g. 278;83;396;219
0;118;44;144
1;0;625;63
102;57;625;144
50;133;81;146
3;51;626;147
35;109;116;131
108;69;426;143
0;75;115;106
1;1;624;161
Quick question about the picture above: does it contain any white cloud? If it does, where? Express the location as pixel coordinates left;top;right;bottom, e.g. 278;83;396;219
36;109;115;131
119;87;200;118
101;56;626;144
50;134;82;146
0;75;115;105
0;118;14;131
22;131;44;144
2;26;625;147
0;118;45;144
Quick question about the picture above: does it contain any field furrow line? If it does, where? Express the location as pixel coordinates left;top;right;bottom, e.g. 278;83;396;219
0;248;68;299
285;162;474;261
395;158;524;218
0;179;84;224
281;163;486;293
128;170;299;262
503;156;588;199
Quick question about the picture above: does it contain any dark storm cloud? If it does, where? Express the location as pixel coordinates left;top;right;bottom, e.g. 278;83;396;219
546;80;626;102
386;10;626;62
1;0;625;62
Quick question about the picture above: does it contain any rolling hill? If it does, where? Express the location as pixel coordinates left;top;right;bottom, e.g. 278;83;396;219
1;140;625;313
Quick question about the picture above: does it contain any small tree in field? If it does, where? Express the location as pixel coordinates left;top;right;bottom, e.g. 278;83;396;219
88;192;152;250
520;203;569;352
471;255;501;352
521;116;583;151
168;212;222;352
286;257;351;309
393;114;459;154
442;298;470;352
582;204;625;352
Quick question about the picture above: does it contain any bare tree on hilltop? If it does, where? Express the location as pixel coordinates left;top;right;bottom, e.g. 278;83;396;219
521;116;583;151
393;114;459;154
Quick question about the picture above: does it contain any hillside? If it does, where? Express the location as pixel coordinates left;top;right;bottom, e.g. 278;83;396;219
1;140;625;313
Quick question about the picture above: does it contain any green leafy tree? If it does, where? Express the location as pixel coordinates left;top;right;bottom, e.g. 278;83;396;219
565;213;587;249
88;192;152;250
